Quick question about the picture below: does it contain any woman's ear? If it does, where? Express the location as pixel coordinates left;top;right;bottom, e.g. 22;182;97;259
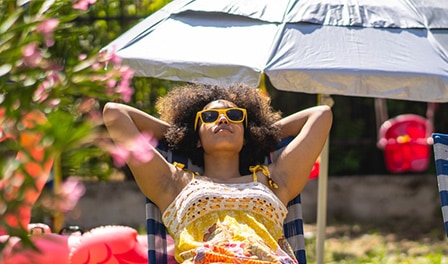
196;140;202;148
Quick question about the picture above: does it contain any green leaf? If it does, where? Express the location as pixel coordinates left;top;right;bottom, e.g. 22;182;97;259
0;9;22;34
0;64;12;77
38;0;56;16
73;58;95;73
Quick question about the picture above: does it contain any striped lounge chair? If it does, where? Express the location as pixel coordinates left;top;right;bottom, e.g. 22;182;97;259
432;133;448;237
146;138;307;263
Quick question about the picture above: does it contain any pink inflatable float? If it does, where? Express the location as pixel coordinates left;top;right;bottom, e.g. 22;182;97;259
70;225;148;264
1;230;73;264
1;225;148;264
0;226;148;264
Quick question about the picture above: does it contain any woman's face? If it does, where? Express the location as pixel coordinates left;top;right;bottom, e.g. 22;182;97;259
197;100;245;154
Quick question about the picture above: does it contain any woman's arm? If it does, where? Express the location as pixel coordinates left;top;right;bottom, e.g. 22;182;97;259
102;102;178;211
103;102;170;141
271;105;333;204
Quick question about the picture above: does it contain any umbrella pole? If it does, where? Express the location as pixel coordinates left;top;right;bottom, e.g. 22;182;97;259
316;94;332;264
316;138;329;264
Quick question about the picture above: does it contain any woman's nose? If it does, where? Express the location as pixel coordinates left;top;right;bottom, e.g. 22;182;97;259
217;114;228;124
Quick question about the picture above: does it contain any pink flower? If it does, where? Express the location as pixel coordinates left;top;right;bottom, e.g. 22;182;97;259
108;132;158;167
116;79;134;103
46;99;61;108
100;48;122;65
86;110;102;126
33;71;60;102
116;66;135;102
110;145;129;167
47;70;61;83
91;62;101;70
78;54;87;61
36;18;59;47
72;0;96;10
120;65;134;80
77;97;97;114
108;51;122;65
130;132;157;164
22;43;42;68
106;79;117;88
57;177;85;212
33;80;51;102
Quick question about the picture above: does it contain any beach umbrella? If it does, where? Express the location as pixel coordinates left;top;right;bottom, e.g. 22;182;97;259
103;0;448;102
102;1;448;263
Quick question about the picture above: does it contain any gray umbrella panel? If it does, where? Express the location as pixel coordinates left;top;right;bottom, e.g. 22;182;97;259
159;0;448;27
267;23;448;101
103;0;448;101
113;13;274;85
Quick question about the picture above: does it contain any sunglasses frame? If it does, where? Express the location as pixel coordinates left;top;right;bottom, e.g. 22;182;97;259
194;107;247;130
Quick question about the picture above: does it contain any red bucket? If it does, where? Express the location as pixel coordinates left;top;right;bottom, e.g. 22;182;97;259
377;114;430;173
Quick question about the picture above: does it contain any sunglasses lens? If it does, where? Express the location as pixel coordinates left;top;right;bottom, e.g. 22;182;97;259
226;109;244;121
201;111;219;123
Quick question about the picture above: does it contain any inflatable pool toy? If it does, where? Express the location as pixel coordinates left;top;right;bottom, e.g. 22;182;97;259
0;231;74;264
1;225;149;264
70;225;148;264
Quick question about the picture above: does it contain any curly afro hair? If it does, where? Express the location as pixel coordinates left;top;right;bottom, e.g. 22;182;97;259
156;83;282;175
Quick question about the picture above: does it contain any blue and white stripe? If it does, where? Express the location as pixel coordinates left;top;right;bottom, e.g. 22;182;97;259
432;133;448;236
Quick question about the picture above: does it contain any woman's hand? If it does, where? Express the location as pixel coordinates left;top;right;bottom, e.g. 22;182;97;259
103;102;170;142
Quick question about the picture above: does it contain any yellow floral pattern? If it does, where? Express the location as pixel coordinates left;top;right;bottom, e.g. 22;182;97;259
162;178;298;263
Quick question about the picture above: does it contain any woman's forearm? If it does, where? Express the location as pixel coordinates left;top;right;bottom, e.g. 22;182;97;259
103;102;170;141
276;105;332;139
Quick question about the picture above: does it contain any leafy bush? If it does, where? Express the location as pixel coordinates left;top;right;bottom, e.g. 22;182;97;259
0;0;136;248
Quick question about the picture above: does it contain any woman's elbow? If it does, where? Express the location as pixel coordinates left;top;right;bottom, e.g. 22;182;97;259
317;105;333;130
322;105;333;118
102;102;124;127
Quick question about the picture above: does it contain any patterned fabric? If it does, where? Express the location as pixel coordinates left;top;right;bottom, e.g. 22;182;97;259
432;133;448;236
147;137;307;264
162;175;296;263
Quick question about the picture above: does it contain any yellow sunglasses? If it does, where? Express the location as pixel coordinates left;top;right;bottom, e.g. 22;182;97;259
194;108;247;130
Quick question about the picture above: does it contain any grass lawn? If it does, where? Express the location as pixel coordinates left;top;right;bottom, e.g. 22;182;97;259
303;222;448;264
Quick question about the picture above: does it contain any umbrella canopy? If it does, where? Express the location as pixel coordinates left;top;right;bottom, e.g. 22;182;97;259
103;0;448;102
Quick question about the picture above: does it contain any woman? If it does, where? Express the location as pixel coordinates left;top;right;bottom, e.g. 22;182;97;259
103;83;332;263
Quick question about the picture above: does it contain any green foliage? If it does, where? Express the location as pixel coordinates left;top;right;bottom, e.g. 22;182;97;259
132;77;182;114
0;0;175;248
